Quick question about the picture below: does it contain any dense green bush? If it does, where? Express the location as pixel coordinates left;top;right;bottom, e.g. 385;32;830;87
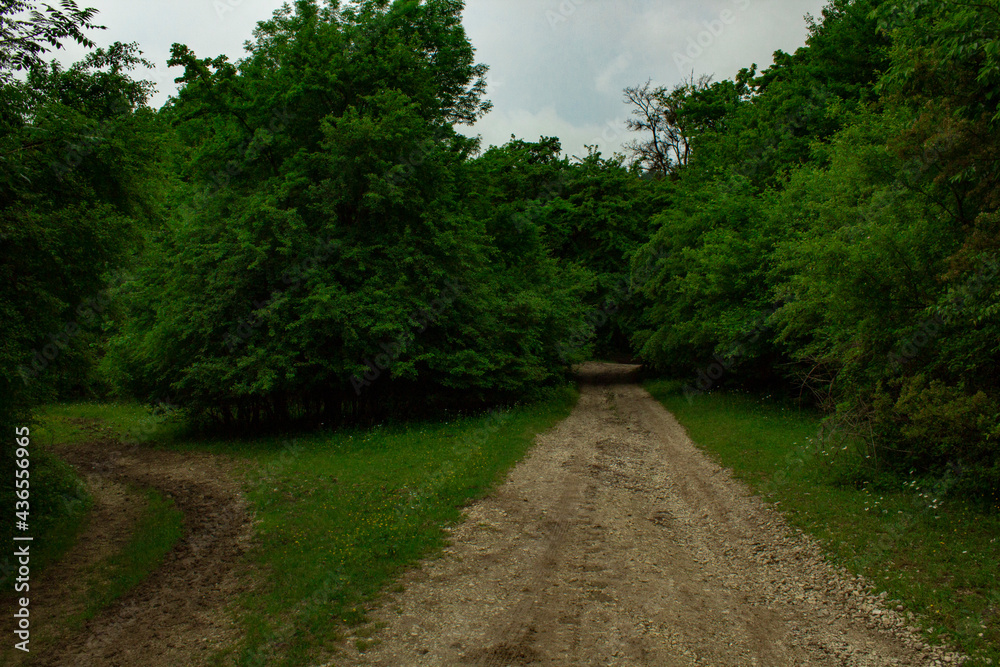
467;138;660;360
872;377;1000;493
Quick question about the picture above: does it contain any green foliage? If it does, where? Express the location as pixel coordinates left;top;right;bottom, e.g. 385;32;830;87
7;0;999;510
633;174;775;376
632;0;1000;493
872;376;1000;493
767;106;956;396
0;1;102;76
467;137;659;360
1;2;157;535
108;1;590;429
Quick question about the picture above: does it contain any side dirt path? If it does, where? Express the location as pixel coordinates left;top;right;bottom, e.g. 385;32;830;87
5;426;253;667
343;362;965;666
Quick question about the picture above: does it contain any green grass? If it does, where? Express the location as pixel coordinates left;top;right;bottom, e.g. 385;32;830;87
226;386;579;666
646;380;1000;666
72;487;184;624
34;400;188;448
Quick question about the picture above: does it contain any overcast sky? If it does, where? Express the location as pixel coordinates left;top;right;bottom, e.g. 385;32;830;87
53;0;830;159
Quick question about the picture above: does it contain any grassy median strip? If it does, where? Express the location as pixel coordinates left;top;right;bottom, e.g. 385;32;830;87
646;380;1000;665
73;488;184;624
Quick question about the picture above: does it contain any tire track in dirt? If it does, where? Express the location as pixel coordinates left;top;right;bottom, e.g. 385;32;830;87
1;473;146;666
341;362;965;666
5;428;253;667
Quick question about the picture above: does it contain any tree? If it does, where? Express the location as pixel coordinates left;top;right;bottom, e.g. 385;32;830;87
627;0;1000;493
622;75;712;177
0;0;102;78
110;0;591;429
467;138;660;361
1;4;156;536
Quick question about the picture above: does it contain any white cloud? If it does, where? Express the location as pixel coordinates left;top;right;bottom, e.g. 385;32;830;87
595;53;632;95
461;105;630;161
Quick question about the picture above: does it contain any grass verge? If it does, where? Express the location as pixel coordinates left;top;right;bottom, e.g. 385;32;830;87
645;380;999;666
222;386;578;666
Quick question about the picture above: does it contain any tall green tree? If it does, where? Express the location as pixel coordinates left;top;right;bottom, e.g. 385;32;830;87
1;3;158;532
111;0;591;429
631;0;1000;493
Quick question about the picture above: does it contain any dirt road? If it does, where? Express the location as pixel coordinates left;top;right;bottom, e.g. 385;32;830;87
4;424;252;667
344;363;962;666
